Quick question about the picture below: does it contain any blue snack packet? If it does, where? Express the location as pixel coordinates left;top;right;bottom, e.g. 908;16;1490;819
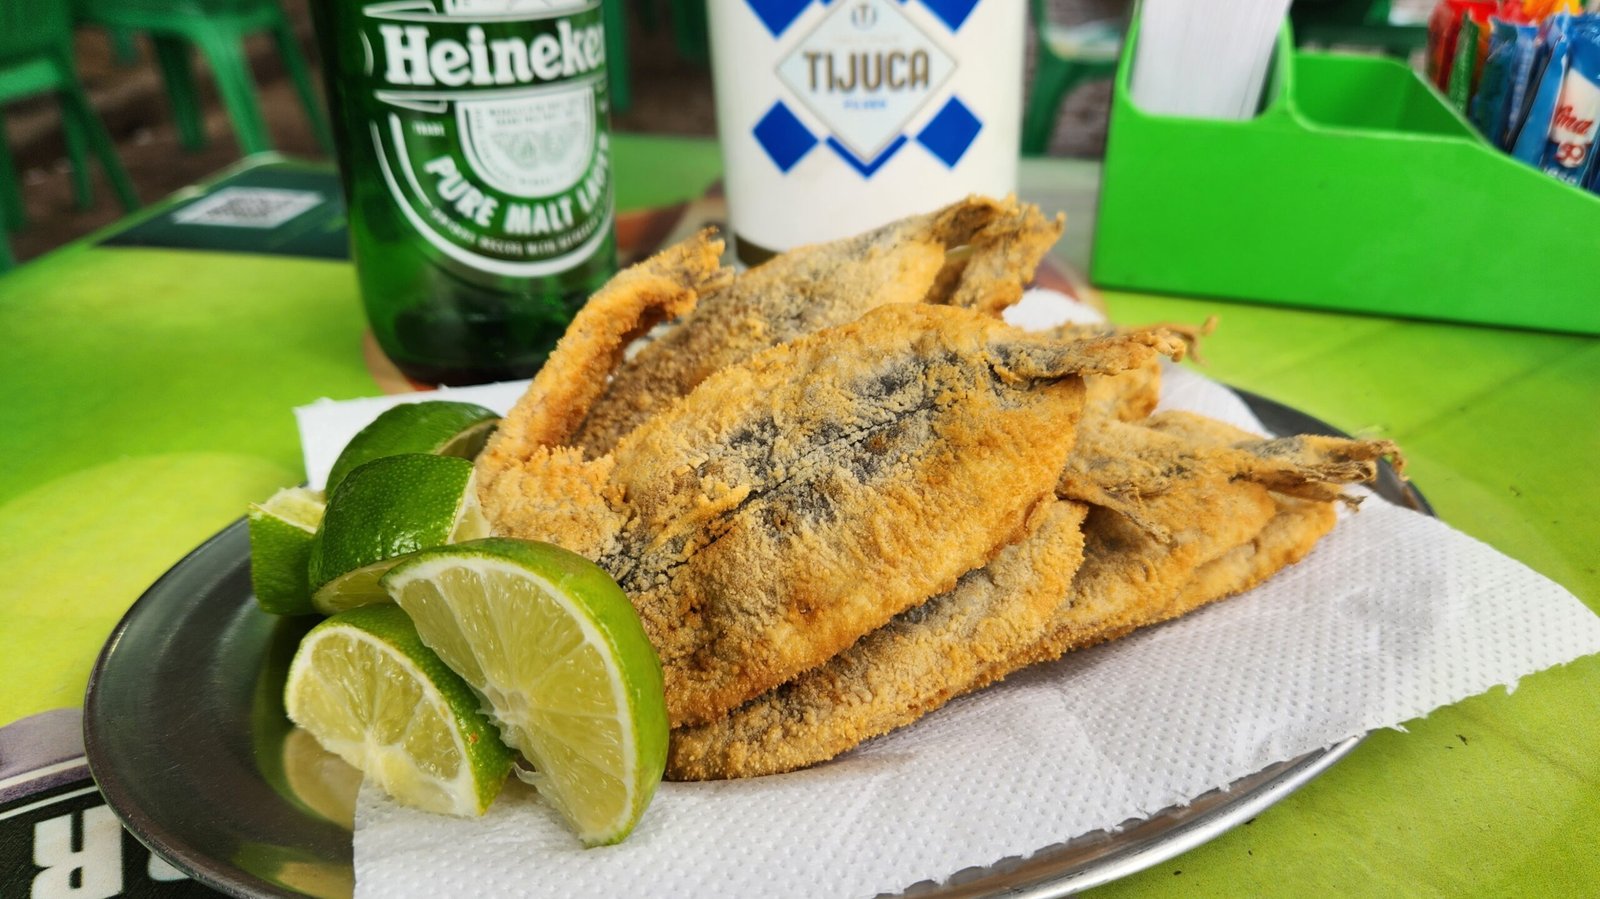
1493;22;1542;150
1534;27;1600;185
1508;16;1576;166
1473;20;1540;148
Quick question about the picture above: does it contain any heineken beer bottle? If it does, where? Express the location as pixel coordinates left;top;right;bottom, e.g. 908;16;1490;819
313;0;616;385
708;0;1023;265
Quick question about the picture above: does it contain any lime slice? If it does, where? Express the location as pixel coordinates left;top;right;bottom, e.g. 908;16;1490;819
325;401;499;495
382;538;668;846
248;487;326;616
284;604;513;817
308;454;491;615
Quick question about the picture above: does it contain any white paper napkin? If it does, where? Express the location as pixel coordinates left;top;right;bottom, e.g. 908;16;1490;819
297;305;1600;899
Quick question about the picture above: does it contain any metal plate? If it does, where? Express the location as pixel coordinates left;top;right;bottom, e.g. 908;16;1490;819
84;391;1427;899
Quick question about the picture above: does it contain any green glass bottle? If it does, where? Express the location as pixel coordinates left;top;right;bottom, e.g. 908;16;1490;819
312;0;617;385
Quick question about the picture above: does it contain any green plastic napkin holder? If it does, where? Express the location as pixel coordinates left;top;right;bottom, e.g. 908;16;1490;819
1091;18;1600;335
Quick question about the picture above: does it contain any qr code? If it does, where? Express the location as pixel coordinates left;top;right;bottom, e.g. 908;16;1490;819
173;187;323;228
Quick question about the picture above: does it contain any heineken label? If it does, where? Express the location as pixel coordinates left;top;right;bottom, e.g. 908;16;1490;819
361;0;612;276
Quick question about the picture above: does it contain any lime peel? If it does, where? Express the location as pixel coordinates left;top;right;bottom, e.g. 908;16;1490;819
324;401;498;494
248;486;326;616
309;454;487;614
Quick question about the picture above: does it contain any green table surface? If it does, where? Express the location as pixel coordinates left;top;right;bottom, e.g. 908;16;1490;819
1;136;1595;897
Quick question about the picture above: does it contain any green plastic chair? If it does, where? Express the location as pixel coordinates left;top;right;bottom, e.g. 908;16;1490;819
1022;1;1122;156
0;0;139;231
109;30;141;65
77;0;333;156
671;0;709;66
1290;0;1427;57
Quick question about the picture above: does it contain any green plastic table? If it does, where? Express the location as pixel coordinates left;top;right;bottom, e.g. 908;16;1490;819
0;138;1595;897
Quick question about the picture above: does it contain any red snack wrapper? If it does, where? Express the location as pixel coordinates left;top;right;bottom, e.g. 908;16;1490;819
1429;1;1500;91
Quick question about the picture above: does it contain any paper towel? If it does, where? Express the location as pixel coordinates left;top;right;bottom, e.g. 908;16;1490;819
298;313;1600;899
294;381;530;491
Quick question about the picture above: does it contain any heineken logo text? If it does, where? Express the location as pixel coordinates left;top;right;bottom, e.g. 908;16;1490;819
421;146;608;241
379;21;605;88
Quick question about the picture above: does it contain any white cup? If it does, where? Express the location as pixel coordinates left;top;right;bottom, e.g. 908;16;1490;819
708;0;1024;263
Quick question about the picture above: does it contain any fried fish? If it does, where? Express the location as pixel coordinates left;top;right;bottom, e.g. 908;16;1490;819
666;499;1089;780
990;412;1396;678
478;303;1184;726
488;229;731;454
570;196;1062;456
665;413;1396;778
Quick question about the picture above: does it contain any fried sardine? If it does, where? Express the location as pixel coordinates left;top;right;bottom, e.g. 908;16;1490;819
667;412;1397;778
991;412;1396;677
666;499;1089;779
487;229;731;453
478;303;1184;726
570;196;1062;455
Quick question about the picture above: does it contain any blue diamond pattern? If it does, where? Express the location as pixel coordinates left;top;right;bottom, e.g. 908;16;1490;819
916;96;982;167
918;0;980;31
745;0;814;37
753;102;819;172
826;136;908;178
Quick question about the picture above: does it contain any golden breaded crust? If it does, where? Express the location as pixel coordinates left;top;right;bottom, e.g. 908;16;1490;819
667;499;1088;780
573;196;1061;455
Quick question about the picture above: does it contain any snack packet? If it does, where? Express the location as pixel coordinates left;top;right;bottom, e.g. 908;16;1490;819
1428;1;1500;91
1537;30;1600;184
1509;13;1578;164
1473;20;1542;147
1495;21;1545;147
1448;8;1495;111
1506;0;1582;19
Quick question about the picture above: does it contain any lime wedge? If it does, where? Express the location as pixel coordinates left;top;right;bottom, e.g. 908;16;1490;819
283;604;513;817
248;487;326;616
309;454;490;614
382;538;668;846
325;401;498;495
